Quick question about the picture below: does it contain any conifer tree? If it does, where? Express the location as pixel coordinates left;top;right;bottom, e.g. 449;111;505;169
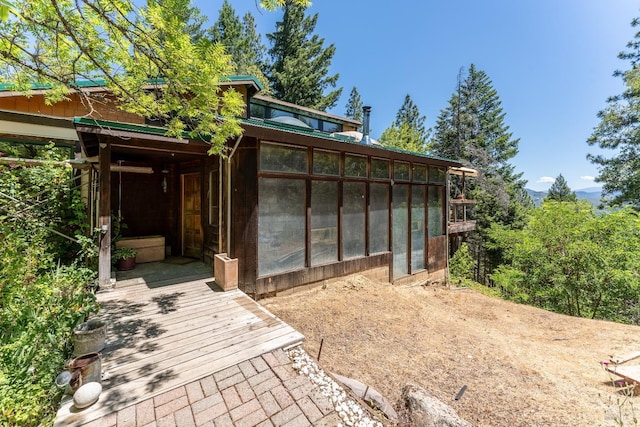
344;87;363;123
588;16;640;207
545;174;577;202
431;64;529;284
266;1;342;110
209;1;271;93
379;94;430;153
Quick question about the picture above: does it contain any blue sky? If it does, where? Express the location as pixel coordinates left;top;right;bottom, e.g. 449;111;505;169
196;1;639;191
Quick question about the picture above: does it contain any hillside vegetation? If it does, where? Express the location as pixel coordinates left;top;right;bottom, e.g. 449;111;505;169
262;277;640;427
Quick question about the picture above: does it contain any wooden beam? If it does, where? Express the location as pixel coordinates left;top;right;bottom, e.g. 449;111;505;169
0;157;89;169
94;164;154;174
98;141;112;290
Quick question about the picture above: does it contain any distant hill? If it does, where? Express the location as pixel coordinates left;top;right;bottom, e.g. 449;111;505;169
526;188;603;207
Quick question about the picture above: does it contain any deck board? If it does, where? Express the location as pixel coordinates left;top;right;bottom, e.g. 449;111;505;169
54;272;304;427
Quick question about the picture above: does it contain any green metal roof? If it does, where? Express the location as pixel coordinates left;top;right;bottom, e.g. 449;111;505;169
73;117;199;140
0;75;263;92
73;117;458;164
240;117;459;163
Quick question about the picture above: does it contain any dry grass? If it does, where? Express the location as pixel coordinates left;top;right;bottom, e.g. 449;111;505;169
261;275;640;426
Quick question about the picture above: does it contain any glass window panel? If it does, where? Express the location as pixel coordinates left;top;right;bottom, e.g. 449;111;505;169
428;186;444;237
300;116;319;130
258;178;306;276
429;166;446;184
270;109;294;118
343;182;366;259
321;121;341;133
371;158;390;180
250;103;266;118
413;164;427;182
344;154;367;178
392;185;409;278
311;181;338;266
313;150;340;176
260;142;308;174
394;161;410;181
369;183;389;254
411;186;425;271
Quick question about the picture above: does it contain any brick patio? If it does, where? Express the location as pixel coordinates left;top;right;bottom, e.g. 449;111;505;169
80;348;347;427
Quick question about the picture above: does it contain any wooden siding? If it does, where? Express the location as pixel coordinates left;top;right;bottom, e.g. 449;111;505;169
0;93;144;124
428;235;448;271
253;252;391;298
230;138;259;293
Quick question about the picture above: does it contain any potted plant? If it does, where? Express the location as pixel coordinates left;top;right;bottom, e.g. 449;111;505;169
113;246;137;271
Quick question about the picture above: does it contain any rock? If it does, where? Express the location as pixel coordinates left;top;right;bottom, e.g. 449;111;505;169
73;382;102;409
331;372;398;421
402;383;473;427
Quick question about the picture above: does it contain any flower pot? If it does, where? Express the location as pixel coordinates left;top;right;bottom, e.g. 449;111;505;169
68;352;102;385
117;256;136;271
72;319;107;355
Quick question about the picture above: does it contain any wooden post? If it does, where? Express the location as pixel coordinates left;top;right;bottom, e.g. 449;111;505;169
98;141;112;290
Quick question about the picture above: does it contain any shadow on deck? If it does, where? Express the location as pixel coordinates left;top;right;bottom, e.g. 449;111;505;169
54;260;305;426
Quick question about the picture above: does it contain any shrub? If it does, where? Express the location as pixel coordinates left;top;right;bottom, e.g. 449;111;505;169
0;146;99;425
0;232;98;425
450;243;474;281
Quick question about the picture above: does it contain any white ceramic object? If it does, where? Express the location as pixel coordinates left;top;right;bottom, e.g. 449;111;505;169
73;382;102;409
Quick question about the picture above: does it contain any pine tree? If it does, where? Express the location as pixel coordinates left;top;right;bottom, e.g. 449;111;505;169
431;64;529;284
379;94;430;153
588;16;640;207
545;174;577;202
209;1;270;92
344;87;363;123
266;1;342;110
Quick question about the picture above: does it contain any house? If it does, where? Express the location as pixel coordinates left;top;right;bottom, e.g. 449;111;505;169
0;76;474;298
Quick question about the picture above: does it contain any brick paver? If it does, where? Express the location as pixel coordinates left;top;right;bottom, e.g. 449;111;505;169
79;348;382;427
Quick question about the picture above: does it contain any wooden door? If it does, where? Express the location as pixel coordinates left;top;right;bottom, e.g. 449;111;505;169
182;173;202;258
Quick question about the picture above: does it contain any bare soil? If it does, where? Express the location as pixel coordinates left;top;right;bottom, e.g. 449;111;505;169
260;275;640;426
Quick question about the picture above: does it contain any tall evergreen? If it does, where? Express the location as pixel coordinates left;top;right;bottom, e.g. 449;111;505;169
431;64;529;284
588;16;640;207
266;1;342;110
344;87;363;123
379;94;430;153
545;174;577;202
209;0;270;92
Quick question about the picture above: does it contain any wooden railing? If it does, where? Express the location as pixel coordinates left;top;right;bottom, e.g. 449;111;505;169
448;198;477;234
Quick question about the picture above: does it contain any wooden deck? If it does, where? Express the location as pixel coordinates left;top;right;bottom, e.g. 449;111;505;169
54;261;304;426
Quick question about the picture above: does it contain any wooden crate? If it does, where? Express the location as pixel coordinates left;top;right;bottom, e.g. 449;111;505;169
116;235;165;263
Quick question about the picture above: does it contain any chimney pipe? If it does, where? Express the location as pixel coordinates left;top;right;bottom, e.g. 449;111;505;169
362;105;371;144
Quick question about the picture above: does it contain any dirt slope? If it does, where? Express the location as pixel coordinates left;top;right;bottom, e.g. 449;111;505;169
261;276;640;426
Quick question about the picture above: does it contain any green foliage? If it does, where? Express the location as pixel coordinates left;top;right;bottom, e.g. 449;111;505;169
0;144;87;262
545;174;577;202
380;122;430;154
266;0;342;111
113;246;137;260
432;64;530;284
0;145;98;425
344;86;363;123
588;16;640;208
379;94;430;153
209;1;271;95
0;241;97;425
0;0;245;152
449;243;474;281
490;201;640;323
